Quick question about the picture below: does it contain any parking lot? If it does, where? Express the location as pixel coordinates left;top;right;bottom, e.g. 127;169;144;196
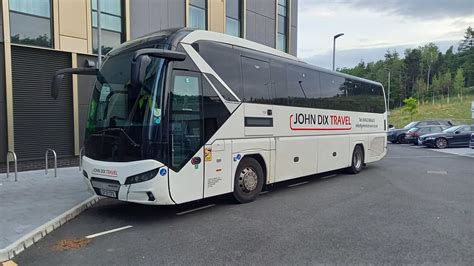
13;144;474;265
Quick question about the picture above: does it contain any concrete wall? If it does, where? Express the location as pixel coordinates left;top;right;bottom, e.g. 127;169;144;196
77;54;97;147
129;0;186;40
246;0;276;49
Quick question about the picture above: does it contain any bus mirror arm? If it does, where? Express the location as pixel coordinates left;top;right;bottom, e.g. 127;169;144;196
51;68;98;99
131;48;186;90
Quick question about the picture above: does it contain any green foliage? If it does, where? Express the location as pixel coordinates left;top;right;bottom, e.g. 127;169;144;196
402;97;418;119
389;95;474;128
341;26;474;107
453;68;465;98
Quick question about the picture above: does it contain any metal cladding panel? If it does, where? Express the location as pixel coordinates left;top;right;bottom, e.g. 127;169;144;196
0;3;3;42
290;25;297;56
11;46;74;160
0;44;6;162
130;0;185;40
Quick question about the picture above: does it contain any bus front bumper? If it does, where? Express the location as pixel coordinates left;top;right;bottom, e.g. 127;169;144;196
82;157;175;205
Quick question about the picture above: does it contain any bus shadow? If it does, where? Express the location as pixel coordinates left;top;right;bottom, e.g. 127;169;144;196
88;167;375;224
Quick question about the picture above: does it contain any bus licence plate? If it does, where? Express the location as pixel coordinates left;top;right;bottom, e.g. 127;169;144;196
100;189;117;198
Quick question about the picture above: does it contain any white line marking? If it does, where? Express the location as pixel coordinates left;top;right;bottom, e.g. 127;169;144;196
322;174;337;179
427;170;448;175
288;181;309;187
386;155;457;159
176;204;216;216
86;225;133;239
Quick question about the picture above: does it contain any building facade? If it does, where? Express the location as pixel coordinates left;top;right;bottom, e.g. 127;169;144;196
0;0;298;166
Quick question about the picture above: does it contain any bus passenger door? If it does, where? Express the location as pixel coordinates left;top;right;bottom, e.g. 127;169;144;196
241;56;273;136
168;70;205;204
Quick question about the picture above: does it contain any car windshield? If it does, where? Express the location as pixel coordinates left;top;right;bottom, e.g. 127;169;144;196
443;126;463;133
403;122;417;129
84;51;167;162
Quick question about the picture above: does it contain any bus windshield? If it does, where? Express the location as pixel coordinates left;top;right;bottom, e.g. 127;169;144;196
84;50;167;162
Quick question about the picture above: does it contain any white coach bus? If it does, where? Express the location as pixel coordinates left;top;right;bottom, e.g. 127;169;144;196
53;28;387;205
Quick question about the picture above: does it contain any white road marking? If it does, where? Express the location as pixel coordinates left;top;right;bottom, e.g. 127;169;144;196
288;181;309;187
176;204;216;216
427;170;448;175
386;155;457;159
86;225;133;239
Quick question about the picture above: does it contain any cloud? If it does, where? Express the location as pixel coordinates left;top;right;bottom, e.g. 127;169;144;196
300;0;474;20
302;40;459;70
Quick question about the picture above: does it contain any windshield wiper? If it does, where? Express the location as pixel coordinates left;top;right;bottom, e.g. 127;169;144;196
96;127;140;148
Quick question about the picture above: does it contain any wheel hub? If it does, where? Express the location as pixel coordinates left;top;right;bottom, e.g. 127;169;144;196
239;167;258;192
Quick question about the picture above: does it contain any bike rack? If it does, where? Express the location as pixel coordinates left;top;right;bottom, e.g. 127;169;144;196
79;147;84;172
6;151;18;182
45;149;57;177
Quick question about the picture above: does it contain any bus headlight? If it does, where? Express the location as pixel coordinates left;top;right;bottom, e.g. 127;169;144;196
124;168;160;185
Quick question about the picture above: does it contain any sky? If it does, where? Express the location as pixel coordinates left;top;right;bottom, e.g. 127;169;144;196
297;0;474;69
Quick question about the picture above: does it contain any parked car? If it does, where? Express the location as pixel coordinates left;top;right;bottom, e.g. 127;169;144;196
419;125;474;149
387;120;453;143
470;133;474;149
403;125;448;144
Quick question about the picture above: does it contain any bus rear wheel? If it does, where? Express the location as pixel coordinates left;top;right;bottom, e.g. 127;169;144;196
232;157;264;204
346;145;364;174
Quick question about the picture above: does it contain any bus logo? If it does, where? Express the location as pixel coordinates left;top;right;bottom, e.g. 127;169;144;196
290;113;352;131
92;168;118;177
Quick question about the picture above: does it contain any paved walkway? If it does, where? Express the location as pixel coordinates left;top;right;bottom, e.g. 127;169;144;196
0;167;94;254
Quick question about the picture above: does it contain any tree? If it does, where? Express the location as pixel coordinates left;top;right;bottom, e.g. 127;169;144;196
402;97;418;120
414;78;426;103
431;75;441;104
458;26;474;52
441;71;452;103
453;68;465;100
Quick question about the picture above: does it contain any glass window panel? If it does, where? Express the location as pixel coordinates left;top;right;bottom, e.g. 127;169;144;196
225;18;240;37
278;15;287;34
10;11;52;47
277;33;286;52
189;6;206;30
93;11;122;32
92;0;122;16
190;0;206;9
226;0;240;19
9;0;51;17
241;57;271;103
278;0;287;6
92;28;122;54
278;5;286;16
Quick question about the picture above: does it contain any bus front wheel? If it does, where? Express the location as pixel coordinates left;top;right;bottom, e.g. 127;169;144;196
346;145;364;174
232;157;264;203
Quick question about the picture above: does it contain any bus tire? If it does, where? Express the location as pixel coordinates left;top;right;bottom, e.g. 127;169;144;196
346;145;364;174
232;157;264;204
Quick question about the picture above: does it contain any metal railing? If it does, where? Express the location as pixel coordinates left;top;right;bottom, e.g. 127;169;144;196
6;151;18;182
45;149;57;177
79;147;84;172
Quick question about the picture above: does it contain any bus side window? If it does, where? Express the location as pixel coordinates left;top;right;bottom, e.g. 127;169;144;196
241;56;271;104
270;60;288;105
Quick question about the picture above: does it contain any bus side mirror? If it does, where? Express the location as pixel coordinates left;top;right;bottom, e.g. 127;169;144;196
51;68;98;99
131;54;152;91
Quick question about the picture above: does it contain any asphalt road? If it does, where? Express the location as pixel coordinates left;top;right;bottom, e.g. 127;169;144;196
14;144;474;265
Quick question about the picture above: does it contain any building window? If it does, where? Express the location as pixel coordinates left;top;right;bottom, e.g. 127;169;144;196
189;0;207;30
92;0;124;55
9;0;53;48
277;0;288;52
225;0;241;37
